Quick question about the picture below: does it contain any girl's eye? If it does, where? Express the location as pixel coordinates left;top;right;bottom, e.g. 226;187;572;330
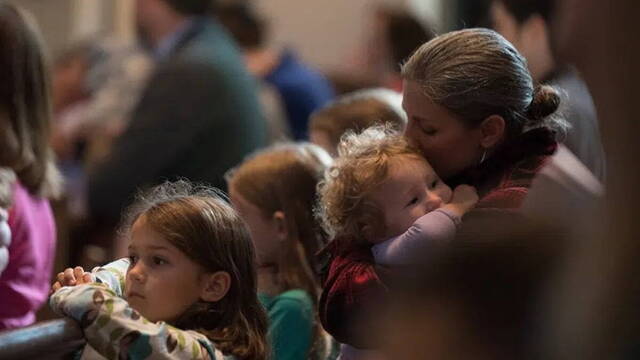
431;180;439;188
152;256;167;266
406;197;419;207
128;255;138;265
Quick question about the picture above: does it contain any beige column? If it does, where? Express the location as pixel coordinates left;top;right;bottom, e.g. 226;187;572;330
70;0;104;41
113;0;135;42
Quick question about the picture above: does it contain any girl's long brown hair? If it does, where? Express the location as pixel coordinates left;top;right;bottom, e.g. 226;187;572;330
0;3;61;199
227;143;333;360
120;180;269;360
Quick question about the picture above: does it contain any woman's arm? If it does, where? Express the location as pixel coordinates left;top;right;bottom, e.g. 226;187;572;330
50;284;221;359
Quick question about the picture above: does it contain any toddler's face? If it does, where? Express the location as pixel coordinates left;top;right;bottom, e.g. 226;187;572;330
125;216;207;323
369;157;453;241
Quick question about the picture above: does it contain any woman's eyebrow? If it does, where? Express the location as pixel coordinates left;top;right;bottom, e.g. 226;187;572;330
146;245;170;251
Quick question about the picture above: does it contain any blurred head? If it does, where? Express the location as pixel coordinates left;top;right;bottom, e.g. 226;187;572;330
227;143;331;287
52;43;91;112
309;88;407;157
215;2;266;51
376;6;437;73
227;143;331;360
318;126;449;244
120;181;269;360
135;0;213;47
490;0;556;80
0;3;60;199
401;28;563;180
549;0;602;67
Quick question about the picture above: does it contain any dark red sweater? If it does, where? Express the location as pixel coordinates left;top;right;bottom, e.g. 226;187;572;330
319;128;557;347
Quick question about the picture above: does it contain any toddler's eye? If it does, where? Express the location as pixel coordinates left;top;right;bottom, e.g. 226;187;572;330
406;197;419;207
431;180;439;188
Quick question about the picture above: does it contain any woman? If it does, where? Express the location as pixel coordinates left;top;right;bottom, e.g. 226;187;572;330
319;28;565;349
0;3;61;329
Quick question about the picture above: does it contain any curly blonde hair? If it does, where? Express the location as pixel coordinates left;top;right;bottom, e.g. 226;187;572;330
317;126;425;245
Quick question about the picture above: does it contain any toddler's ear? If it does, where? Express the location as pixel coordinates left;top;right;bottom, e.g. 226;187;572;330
200;271;231;302
362;224;376;243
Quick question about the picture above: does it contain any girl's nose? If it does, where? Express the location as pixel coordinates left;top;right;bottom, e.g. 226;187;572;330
128;263;145;283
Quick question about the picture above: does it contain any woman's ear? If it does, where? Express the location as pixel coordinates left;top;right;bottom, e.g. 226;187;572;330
479;115;506;149
272;211;288;242
200;271;231;302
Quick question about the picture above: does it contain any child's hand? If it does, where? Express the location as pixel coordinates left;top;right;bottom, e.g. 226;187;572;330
50;266;93;295
443;185;479;217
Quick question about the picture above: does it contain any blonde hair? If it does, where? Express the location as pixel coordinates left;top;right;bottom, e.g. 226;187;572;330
0;4;61;199
317;126;424;245
309;89;407;153
226;142;333;360
120;181;269;360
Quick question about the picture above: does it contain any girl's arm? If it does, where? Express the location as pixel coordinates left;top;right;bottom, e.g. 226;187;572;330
50;283;223;359
371;208;461;265
372;185;477;265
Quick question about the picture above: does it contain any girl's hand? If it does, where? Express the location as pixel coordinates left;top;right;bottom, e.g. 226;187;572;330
443;185;479;217
50;266;93;295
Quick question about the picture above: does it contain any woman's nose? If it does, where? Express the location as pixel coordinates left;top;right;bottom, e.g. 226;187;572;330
404;121;420;145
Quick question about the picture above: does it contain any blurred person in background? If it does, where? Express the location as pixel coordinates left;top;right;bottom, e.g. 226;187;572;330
490;0;606;182
0;3;62;329
215;2;334;141
335;4;436;95
365;5;437;92
214;2;291;145
308;88;406;157
541;0;640;359
51;39;152;167
51;38;152;220
87;0;267;257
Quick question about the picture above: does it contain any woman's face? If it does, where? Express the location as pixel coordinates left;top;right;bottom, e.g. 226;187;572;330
402;80;484;180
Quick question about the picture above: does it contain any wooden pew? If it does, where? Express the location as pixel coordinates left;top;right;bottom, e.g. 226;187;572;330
0;319;84;359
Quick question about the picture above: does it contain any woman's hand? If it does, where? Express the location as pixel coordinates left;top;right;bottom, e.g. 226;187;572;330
443;185;479;217
50;266;93;295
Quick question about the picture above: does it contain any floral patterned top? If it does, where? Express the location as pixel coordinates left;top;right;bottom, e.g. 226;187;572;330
49;258;234;360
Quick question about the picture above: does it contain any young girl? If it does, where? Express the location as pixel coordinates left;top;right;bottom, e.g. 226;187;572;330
0;3;61;329
50;181;269;359
318;126;478;267
316;127;477;359
226;143;335;360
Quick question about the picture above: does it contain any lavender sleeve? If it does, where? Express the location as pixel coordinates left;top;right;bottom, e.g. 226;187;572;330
372;208;461;265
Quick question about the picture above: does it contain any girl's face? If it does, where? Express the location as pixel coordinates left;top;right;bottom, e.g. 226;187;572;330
369;156;453;241
125;216;208;323
403;80;484;180
229;186;281;266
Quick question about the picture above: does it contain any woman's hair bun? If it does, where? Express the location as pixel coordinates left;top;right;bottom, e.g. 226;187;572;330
526;84;561;123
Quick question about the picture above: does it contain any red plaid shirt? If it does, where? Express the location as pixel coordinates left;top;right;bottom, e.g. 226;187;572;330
319;128;558;347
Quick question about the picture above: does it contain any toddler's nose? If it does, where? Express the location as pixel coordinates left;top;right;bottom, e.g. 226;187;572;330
425;192;443;212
